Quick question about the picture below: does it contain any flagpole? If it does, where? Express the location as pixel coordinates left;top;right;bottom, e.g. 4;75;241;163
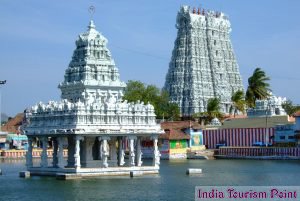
0;80;7;133
0;86;1;132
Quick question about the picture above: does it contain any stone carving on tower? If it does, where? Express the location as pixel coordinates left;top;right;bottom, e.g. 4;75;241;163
164;6;244;117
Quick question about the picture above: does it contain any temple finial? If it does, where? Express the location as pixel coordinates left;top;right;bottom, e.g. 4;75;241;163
88;6;96;30
88;5;95;20
88;20;96;30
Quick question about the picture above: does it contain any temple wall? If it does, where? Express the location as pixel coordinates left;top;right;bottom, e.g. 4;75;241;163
203;128;275;149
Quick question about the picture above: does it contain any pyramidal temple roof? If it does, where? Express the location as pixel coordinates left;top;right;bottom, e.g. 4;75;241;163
78;20;108;48
164;5;244;117
23;21;162;136
58;20;125;102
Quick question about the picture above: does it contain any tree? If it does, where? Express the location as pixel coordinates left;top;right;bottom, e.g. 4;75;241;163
122;80;146;103
230;90;246;117
207;98;223;119
282;99;300;116
155;100;180;121
143;85;160;104
245;68;271;108
123;80;180;120
193;98;223;124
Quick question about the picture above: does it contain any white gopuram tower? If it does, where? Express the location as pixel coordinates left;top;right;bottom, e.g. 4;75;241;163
164;6;243;117
22;21;162;178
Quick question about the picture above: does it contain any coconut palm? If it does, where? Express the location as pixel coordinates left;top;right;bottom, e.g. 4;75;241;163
207;98;222;118
193;98;223;124
245;68;271;108
230;90;246;117
282;99;300;116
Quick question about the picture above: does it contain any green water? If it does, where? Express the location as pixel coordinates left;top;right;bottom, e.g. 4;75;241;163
1;159;300;201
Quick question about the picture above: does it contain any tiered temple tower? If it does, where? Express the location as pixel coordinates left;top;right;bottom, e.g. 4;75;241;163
164;6;243;117
58;20;125;104
23;21;162;177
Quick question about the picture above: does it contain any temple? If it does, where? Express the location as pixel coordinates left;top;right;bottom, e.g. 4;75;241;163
22;20;163;179
164;6;244;117
247;94;287;117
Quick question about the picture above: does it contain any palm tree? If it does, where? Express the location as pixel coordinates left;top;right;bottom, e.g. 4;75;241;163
193;98;223;125
230;90;246;117
245;68;271;108
282;99;300;116
207;98;222;118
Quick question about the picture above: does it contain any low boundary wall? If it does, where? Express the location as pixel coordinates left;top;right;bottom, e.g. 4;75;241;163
217;147;300;159
1;149;68;158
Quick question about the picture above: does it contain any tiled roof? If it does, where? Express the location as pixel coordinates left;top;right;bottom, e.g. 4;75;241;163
159;128;190;140
1;113;23;134
159;121;200;140
161;121;202;130
293;110;300;117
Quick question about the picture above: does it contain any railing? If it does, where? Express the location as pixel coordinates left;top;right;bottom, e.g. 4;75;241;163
0;149;68;158
218;147;300;157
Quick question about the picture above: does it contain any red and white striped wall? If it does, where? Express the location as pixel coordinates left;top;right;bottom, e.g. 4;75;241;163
203;128;274;149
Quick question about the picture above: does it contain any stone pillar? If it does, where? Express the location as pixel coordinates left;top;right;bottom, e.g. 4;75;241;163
98;139;102;160
99;136;110;168
152;136;161;167
118;137;125;166
52;138;58;168
40;137;48;168
129;136;136;167
57;137;65;168
74;136;83;169
26;137;33;168
80;137;94;167
136;138;143;167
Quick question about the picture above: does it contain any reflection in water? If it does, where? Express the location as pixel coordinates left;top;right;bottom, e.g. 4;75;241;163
0;159;300;201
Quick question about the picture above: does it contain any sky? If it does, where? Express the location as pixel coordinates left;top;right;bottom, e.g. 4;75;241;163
0;0;300;117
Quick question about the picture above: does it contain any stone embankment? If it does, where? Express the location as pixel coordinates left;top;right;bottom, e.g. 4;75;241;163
187;149;215;159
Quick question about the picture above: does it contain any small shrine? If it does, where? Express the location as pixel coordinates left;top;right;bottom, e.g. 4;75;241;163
247;94;287;117
22;20;163;179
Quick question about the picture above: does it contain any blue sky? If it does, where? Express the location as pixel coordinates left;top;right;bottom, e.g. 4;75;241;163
1;0;300;117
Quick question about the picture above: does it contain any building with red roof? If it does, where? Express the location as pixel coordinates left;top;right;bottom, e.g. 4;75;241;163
158;121;204;159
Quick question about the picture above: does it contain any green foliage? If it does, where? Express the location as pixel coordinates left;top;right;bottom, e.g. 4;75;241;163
155;100;180;121
123;80;180;120
206;98;223;119
245;68;271;108
230;90;246;117
123;80;146;102
282;99;300;116
193;98;223;124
